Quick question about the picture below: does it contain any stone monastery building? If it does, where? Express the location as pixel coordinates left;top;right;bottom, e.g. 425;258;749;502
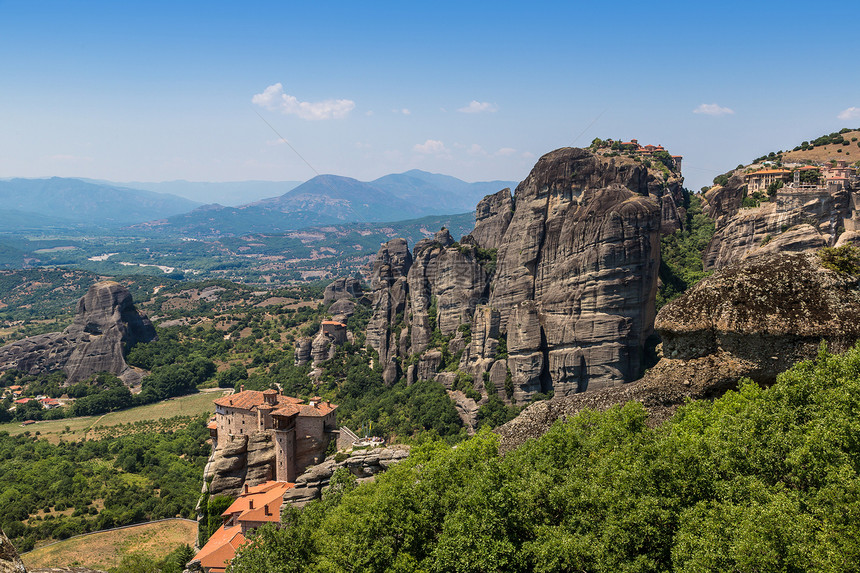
194;390;338;572
212;388;338;482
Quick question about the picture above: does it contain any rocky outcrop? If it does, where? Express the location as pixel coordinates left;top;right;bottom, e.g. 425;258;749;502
496;251;860;453
282;446;410;508
362;146;676;401
328;298;355;321
294;337;312;366
323;277;363;305
659;252;860;379
0;281;155;388
703;182;855;270
702;173;745;223
489;149;664;396
469;189;514;250
0;529;25;573
205;432;277;498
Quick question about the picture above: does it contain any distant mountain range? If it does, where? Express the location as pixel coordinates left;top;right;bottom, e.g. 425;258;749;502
1;171;517;238
0;178;200;228
133;170;517;237
83;179;303;207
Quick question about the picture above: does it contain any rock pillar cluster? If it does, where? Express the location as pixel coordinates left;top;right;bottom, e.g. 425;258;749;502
363;146;672;403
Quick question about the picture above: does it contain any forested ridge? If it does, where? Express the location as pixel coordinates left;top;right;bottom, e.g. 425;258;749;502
229;343;860;572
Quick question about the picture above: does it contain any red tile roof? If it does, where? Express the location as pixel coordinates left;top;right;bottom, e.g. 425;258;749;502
214;390;303;411
194;523;246;573
272;401;338;418
195;480;295;572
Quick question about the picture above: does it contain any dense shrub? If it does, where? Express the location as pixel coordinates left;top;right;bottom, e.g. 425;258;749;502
230;343;860;572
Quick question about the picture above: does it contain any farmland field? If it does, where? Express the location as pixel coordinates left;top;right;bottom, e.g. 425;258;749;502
0;389;229;442
21;518;197;571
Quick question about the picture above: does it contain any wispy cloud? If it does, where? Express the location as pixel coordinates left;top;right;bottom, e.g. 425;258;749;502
252;83;355;120
838;107;860;121
495;147;517;157
458;101;498;114
413;139;449;155
693;103;734;116
392;108;411;115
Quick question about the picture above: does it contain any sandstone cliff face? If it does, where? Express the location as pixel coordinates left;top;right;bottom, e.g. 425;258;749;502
488;149;663;396
0;281;155;387
323;277;363;305
496;251;860;452
364;146;675;401
469;189;514;250
204;432;277;498
702;177;856;270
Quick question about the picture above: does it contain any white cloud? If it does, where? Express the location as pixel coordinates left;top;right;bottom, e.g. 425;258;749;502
693;103;735;116
392;108;411;115
495;147;517;157
252;83;355;120
458;100;499;114
413;139;448;154
467;144;487;156
521;151;535;159
838;107;860;121
266;138;287;146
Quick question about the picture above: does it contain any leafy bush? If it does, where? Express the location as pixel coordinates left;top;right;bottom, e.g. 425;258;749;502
818;245;860;275
230;343;860;572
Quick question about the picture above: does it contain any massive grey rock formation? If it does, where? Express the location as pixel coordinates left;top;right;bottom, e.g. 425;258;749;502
496;251;860;453
364;146;675;401
0;281;155;387
323;277;363;305
488;148;663;395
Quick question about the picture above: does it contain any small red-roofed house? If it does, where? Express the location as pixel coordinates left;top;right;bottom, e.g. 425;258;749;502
193;480;294;573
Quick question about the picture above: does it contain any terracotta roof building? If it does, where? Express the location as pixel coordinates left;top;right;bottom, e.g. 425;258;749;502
213;389;338;482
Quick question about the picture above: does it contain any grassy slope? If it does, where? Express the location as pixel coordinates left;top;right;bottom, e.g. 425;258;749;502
21;518;197;571
0;389;228;442
781;129;860;164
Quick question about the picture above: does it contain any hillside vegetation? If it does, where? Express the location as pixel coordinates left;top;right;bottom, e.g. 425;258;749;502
230;343;860;572
0;416;210;552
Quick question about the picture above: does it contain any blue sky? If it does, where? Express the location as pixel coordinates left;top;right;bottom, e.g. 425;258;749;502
1;0;858;192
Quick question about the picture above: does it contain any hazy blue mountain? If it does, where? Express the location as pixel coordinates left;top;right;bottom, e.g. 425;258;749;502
252;174;427;221
372;169;516;213
88;179;303;207
132;170;516;238
0;178;201;226
0;208;81;231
